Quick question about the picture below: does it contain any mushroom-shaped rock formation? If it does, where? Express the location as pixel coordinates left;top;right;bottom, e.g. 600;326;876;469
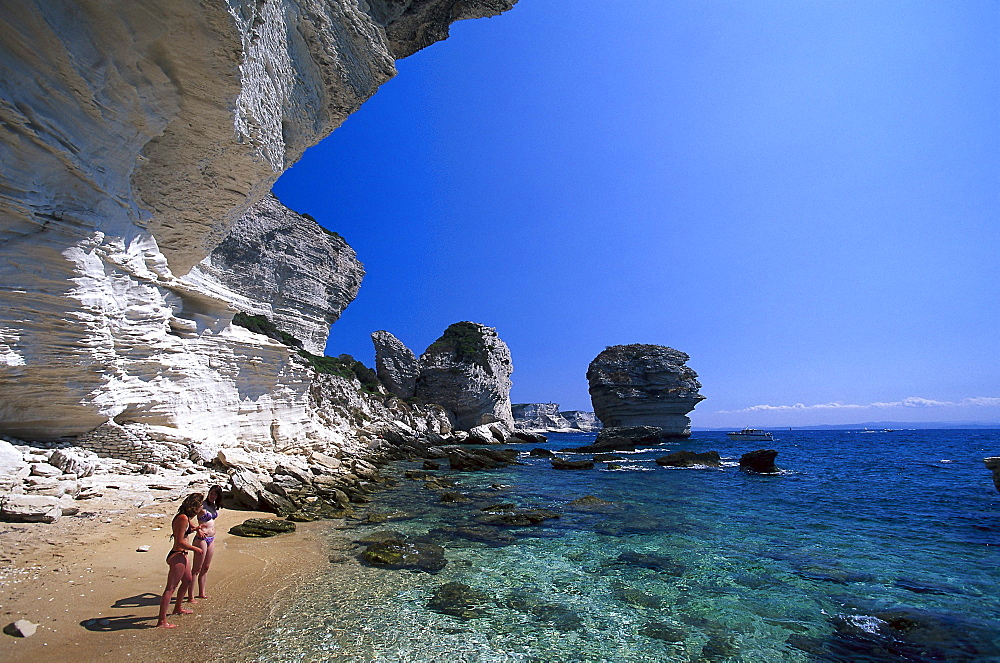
415;322;514;431
587;344;704;439
372;330;420;399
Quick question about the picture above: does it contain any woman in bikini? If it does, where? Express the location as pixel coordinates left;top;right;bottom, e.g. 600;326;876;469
188;484;222;601
157;492;203;628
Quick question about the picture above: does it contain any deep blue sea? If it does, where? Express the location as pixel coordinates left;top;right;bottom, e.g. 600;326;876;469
250;430;1000;662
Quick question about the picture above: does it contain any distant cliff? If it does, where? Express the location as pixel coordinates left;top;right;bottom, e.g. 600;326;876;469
512;404;601;432
587;344;704;438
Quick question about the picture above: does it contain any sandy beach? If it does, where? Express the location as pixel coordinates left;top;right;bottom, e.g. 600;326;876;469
0;497;330;663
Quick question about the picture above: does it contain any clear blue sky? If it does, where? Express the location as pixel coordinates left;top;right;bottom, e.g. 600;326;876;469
274;0;1000;427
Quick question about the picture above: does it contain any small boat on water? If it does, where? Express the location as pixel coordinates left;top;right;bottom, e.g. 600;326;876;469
726;428;774;442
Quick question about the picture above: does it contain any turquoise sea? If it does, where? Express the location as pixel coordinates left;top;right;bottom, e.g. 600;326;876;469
249;430;1000;662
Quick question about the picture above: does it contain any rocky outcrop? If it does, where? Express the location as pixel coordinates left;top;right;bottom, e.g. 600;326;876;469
191;194;363;355
587;345;704;439
372;330;420;399
655;451;721;468
984;457;1000;493
512;404;602;432
0;1;516;451
739;449;779;474
415;322;514;430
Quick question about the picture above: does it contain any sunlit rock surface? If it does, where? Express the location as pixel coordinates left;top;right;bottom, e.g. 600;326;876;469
415;322;514;431
587;344;704;438
0;0;516;449
372;330;420;399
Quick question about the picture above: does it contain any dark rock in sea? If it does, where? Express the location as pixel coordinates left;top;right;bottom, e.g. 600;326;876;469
446;447;519;471
795;607;1000;662
439;491;471;503
613;551;686;576
551;457;594;470
479;502;517;512
566;425;674;452
426;525;518;547
984;457;1000;493
422;460;441;470
567;495;615;508
701;634;739;661
512;430;547;444
587;344;704;435
478;508;560;527
359;540;447;573
606;463;622;470
592;453;624;461
499;592;584;631
528;448;555;457
740;449;779;474
229;518;296;538
655;450;721;467
610;581;663;609
427;581;491;619
638;621;685;642
795;564;874;585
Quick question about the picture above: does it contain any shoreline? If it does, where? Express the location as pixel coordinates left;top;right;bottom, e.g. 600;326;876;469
0;499;332;663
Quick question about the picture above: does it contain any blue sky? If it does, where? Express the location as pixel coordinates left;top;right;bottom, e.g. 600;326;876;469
274;0;1000;427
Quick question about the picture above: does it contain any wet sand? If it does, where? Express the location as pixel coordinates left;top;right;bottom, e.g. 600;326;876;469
0;501;330;662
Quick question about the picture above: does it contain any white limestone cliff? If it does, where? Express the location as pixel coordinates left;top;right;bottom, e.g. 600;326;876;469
0;0;517;455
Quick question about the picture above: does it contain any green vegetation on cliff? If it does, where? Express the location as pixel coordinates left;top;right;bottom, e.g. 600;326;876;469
425;321;490;372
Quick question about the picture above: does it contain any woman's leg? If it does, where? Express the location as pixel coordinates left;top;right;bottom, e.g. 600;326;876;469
172;557;195;615
157;555;187;627
196;541;215;598
188;539;207;601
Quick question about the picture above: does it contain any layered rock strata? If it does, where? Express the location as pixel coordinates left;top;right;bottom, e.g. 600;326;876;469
0;1;516;451
373;330;420;399
512;403;602;432
587;344;705;439
412;322;515;431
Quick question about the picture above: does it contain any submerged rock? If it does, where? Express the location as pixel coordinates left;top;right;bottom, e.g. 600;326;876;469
613;551;686;576
499;592;583;631
359;540;447;573
551;457;594;470
740;449;779;474
587;344;704;437
478;508;560;527
427;582;491;619
426;525;518;547
229;518;296;538
655;450;721;468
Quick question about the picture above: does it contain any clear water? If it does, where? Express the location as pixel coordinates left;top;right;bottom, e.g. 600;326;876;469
249;430;1000;662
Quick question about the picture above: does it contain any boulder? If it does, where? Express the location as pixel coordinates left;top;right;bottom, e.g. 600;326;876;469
551;457;594;470
229;469;270;510
740;449;779;474
468;423;504;444
478;507;560;527
359;540;447;573
985;457;1000;493
0;494;62;523
414;322;515;430
29;463;62;478
655;450;722;467
512;430;547;444
309;452;342;473
229;518;296;537
528;448;555;457
0;440;29;490
446;448;519;471
587;344;704;437
47;448;96;478
372;330;420;399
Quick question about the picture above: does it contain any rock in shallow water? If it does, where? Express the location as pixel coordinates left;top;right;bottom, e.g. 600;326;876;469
359;540;447;573
228;518;296;538
427;582;491;619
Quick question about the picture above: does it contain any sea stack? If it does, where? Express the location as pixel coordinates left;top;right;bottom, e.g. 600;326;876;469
414;322;515;431
587;344;704;442
372;330;420;399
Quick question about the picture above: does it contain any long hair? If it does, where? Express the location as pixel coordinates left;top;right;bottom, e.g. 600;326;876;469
178;492;204;518
205;485;224;510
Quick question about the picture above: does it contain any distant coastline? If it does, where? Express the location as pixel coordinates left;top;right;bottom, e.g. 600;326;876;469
694;421;1000;431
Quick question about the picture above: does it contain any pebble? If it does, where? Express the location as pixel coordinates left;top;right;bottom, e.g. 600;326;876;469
136;545;150;552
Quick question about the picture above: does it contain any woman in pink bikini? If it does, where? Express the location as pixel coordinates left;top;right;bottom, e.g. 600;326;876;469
157;492;203;628
189;484;222;601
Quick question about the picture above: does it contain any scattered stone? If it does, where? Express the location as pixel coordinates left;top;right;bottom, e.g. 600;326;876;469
136;545;150;552
229;518;296;537
655;450;721;467
4;619;38;638
740;449;779;474
427;581;490;619
359;540;447;573
551;457;594;470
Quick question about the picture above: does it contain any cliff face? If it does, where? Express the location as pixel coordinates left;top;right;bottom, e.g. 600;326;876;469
587;344;705;438
559;410;602;432
414;322;514;430
0;0;516;448
372;330;420;399
512;404;572;431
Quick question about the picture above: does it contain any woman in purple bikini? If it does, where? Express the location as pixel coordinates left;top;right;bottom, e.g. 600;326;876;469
189;484;222;601
157;492;203;628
